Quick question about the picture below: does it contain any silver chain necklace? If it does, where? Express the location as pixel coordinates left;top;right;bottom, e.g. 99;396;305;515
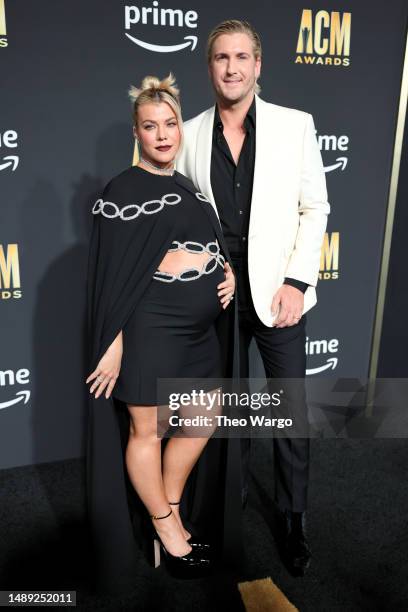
139;156;175;176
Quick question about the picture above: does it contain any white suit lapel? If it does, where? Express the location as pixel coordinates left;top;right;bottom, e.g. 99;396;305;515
249;95;282;237
195;96;283;230
195;106;220;220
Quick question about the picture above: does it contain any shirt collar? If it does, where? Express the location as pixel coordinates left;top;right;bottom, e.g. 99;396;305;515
245;95;256;129
213;95;256;133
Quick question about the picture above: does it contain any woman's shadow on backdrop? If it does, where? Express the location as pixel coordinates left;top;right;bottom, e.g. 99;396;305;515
3;124;132;591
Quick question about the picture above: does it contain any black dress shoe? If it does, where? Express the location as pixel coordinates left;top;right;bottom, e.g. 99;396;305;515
275;509;311;577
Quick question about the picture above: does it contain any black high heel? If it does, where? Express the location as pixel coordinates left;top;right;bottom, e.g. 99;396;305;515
148;508;211;579
168;501;211;552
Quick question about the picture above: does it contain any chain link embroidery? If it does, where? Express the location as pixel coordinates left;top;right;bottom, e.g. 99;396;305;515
153;240;225;283
92;193;181;220
195;192;211;203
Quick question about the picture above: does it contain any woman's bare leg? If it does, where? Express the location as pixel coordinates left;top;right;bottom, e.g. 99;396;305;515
162;395;219;539
162;436;210;538
126;404;192;556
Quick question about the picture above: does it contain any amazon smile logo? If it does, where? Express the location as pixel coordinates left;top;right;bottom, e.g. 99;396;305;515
0;368;31;411
317;132;349;174
125;3;198;53
0;155;18;171
0;130;19;172
306;336;339;375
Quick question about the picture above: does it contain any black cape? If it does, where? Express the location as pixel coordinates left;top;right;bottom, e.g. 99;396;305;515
85;168;242;593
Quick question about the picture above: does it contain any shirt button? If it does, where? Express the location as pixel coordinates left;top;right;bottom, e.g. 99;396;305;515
236;182;241;188
242;236;247;242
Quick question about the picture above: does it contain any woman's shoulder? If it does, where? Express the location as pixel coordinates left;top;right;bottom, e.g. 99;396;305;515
173;172;214;207
95;166;182;223
101;166;141;199
173;170;195;188
173;171;204;199
102;165;178;200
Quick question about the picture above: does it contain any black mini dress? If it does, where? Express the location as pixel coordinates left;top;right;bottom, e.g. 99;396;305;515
93;165;226;405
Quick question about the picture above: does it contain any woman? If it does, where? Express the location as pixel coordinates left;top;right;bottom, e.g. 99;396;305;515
85;74;239;591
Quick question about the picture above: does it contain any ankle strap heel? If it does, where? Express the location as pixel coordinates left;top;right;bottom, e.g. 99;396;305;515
147;506;211;577
150;508;172;520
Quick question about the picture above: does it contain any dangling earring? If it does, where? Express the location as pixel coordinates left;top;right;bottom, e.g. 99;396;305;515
132;132;140;166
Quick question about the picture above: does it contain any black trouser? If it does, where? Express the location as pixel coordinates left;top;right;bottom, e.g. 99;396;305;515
232;255;309;513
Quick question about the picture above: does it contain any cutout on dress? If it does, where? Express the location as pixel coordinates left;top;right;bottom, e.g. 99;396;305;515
154;240;225;282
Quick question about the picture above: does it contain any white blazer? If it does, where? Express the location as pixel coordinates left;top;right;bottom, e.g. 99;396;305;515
176;94;330;327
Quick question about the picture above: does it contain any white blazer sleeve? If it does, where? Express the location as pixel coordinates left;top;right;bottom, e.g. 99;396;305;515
284;113;330;287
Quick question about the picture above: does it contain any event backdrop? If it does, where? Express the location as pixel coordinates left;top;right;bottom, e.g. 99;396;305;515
1;0;407;468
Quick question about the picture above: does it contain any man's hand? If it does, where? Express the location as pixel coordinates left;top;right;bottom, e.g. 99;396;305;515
271;285;304;328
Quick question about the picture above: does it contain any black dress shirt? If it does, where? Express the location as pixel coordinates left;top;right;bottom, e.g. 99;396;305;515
210;97;308;294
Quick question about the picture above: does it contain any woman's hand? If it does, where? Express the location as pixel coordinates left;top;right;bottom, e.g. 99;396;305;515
86;331;123;399
217;262;235;310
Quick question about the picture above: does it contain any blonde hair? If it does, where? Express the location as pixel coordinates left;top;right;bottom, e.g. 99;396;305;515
128;73;182;127
206;20;262;94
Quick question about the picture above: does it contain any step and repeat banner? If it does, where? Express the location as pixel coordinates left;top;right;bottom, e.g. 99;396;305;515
1;1;407;469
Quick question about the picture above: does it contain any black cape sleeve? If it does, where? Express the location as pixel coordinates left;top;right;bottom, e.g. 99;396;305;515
87;176;174;372
85;174;176;591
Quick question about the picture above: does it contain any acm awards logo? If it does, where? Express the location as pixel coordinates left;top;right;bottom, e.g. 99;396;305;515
0;244;22;299
317;133;349;174
0;0;7;48
0;130;19;172
125;2;198;52
295;9;351;66
306;336;339;375
0;368;31;411
320;232;339;280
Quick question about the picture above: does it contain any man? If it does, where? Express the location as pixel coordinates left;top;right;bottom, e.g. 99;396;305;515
176;19;329;576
